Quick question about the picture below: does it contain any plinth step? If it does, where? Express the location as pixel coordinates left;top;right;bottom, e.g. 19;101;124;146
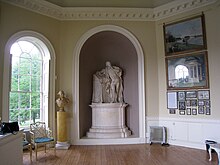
87;129;131;138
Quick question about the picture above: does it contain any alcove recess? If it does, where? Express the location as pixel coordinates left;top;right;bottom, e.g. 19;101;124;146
79;31;139;138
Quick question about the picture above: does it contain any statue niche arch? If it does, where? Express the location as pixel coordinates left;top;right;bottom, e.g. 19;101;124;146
72;25;145;145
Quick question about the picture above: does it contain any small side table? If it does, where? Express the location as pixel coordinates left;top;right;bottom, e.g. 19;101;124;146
209;143;220;165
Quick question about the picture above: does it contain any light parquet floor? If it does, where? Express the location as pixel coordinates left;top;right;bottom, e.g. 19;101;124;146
23;144;218;165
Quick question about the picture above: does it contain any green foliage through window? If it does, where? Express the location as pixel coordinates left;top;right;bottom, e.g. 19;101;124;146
10;41;43;127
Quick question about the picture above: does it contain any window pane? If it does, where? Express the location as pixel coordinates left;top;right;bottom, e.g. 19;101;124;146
31;76;41;92
31;93;40;108
10;43;22;57
19;75;31;91
18;41;34;53
11;74;18;91
11;56;19;72
31;46;42;60
32;60;42;76
20;93;30;109
9;109;19;122
9;92;19;110
20;57;31;75
20;52;31;59
19;109;30;126
9;39;48;128
31;109;40;123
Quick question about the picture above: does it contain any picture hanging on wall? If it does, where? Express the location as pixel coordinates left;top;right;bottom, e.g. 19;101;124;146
179;101;186;110
169;109;176;114
186;100;191;107
204;100;210;107
186;91;197;99
166;52;209;90
163;14;207;56
191;100;197;107
192;108;197;115
178;91;185;101
198;100;204;106
168;89;211;116
187;108;191;115
205;107;211;115
167;92;178;109
198;90;210;99
198;106;204;114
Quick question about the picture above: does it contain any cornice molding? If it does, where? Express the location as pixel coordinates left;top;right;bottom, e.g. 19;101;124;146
1;0;218;21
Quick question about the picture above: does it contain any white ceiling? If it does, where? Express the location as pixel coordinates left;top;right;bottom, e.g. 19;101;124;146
44;0;175;8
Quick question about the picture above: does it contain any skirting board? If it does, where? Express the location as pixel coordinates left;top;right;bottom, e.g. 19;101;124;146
146;117;220;150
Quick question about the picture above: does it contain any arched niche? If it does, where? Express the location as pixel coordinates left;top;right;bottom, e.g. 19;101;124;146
72;25;145;145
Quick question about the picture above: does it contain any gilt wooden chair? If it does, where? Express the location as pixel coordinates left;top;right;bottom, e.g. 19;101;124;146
23;132;32;161
30;122;56;160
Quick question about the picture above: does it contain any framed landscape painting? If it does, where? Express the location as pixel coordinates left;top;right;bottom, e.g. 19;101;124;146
164;15;206;56
166;51;209;90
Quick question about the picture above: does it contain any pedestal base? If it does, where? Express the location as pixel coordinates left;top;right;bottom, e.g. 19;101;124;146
87;103;131;138
56;142;70;150
87;127;131;138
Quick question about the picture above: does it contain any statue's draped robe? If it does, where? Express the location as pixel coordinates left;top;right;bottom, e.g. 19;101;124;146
92;66;123;103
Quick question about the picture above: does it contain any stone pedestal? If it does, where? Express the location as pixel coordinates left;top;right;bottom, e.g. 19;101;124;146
56;111;70;149
87;103;131;138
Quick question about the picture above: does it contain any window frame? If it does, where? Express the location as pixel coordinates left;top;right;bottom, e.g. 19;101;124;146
9;40;45;128
2;31;56;132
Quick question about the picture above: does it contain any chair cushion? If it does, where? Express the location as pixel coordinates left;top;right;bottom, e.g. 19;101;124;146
23;140;29;146
35;137;54;143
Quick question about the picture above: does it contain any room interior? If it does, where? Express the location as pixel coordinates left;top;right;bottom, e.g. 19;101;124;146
0;0;220;164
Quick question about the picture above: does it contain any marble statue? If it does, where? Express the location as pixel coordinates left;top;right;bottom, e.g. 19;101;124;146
56;91;70;111
92;61;124;103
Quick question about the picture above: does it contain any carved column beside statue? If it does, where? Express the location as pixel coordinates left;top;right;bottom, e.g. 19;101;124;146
56;91;70;149
87;61;131;138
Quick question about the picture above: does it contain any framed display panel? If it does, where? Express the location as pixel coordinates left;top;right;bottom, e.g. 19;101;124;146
163;14;207;56
179;101;186;110
187;108;191;115
169;109;176;114
167;92;178;109
186;100;191;107
192;108;197;115
191;100;197;107
186;91;197;99
178;91;185;101
166;52;209;90
198;100;204;106
198;90;210;99
198;106;204;114
204;100;210;107
205;107;211;115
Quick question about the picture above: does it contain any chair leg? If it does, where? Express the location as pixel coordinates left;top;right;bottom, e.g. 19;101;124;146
54;142;56;156
29;144;32;162
35;144;38;161
45;144;47;153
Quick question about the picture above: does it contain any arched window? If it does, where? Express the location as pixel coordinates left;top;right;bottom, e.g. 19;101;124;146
9;40;48;127
3;31;55;130
175;65;189;79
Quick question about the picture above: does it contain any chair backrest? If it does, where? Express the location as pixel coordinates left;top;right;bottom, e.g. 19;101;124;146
30;122;47;138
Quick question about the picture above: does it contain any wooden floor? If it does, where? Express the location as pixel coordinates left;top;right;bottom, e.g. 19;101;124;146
23;144;218;165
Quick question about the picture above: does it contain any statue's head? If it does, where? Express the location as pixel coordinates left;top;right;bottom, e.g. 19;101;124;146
57;90;65;97
106;61;111;67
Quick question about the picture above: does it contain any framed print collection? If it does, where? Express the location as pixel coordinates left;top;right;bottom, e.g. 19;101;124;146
164;14;211;116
